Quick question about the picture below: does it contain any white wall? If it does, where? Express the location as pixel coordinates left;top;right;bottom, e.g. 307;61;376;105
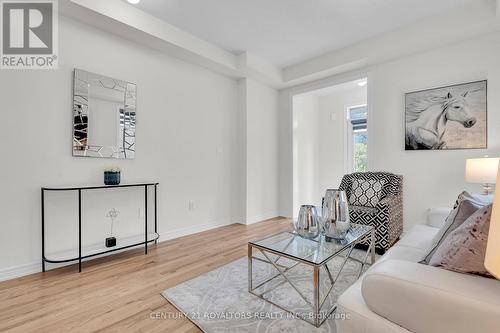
292;93;320;216
0;17;279;279
291;86;366;216
240;79;280;224
280;32;500;230
317;87;367;194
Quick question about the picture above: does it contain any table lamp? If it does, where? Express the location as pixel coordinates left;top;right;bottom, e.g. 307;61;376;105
485;163;500;279
465;157;499;195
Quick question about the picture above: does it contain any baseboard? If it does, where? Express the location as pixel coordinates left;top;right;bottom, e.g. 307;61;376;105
278;211;292;219
0;217;239;282
159;218;238;241
243;211;281;225
0;262;41;282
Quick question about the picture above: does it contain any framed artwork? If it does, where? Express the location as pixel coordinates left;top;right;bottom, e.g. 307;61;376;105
405;80;487;150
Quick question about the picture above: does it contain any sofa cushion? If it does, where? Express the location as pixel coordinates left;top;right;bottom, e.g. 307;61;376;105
372;224;439;265
349;179;386;207
361;260;500;333
378;245;428;264
426;207;453;228
395;224;439;251
430;204;493;277
337;279;413;333
422;199;482;264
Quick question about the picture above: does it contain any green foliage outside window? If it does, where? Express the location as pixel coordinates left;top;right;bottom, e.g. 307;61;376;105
354;132;368;172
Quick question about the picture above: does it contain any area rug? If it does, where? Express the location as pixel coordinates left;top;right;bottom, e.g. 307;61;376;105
162;249;373;333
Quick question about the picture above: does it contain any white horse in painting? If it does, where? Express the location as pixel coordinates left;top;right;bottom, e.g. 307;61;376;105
405;91;477;150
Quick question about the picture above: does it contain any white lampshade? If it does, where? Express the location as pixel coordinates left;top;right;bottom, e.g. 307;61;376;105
465;158;499;184
485;163;500;279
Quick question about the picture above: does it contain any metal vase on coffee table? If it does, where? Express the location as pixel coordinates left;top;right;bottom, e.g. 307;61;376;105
322;189;350;240
295;205;321;239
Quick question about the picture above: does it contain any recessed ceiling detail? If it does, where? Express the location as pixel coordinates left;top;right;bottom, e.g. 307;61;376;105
136;0;477;67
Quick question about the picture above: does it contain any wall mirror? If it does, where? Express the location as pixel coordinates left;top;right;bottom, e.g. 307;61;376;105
73;69;136;159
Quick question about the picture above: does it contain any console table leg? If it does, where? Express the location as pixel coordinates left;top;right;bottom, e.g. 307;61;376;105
154;184;157;245
41;189;45;273
144;185;148;255
78;189;82;273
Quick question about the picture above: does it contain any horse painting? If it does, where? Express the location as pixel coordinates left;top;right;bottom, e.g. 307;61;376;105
405;81;487;150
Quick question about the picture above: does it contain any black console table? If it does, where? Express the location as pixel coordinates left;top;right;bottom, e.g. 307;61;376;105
41;183;159;272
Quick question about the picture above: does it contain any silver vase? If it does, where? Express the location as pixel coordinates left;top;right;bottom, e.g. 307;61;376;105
295;205;320;239
322;189;350;239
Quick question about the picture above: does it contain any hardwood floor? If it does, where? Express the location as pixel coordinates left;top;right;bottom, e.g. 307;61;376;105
0;218;291;333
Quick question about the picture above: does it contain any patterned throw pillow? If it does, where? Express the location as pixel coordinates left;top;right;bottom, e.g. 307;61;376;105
452;191;493;209
429;204;493;277
349;179;386;208
421;199;483;264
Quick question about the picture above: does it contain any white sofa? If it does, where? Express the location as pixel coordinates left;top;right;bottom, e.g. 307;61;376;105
337;208;500;333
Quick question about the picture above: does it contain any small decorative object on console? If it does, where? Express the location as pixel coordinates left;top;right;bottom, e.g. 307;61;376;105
322;189;350;240
295;205;320;239
104;166;121;185
105;208;120;247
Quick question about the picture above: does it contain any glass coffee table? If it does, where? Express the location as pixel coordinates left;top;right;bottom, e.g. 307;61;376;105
248;224;375;327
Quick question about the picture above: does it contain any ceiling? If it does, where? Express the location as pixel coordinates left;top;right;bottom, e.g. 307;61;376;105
307;78;367;97
135;0;477;67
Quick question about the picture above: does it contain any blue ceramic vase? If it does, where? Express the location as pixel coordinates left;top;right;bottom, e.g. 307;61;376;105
104;171;121;185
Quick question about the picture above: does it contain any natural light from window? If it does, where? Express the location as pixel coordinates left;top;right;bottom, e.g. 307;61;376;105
348;105;368;172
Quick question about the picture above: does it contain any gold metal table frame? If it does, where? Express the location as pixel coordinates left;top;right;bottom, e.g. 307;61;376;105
248;226;375;328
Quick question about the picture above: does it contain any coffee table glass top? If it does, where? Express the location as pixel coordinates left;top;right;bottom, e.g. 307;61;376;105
249;223;373;265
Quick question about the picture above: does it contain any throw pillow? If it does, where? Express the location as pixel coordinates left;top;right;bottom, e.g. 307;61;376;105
452;191;494;209
349;179;385;208
429;204;493;277
421;199;482;264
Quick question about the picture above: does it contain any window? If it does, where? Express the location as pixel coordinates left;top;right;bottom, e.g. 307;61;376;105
347;105;368;172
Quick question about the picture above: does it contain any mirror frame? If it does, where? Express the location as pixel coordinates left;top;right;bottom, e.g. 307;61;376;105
72;68;137;159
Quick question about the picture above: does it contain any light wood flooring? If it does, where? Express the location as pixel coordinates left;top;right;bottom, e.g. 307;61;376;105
0;218;290;333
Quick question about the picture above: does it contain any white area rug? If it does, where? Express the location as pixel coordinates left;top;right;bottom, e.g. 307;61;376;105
162;249;372;333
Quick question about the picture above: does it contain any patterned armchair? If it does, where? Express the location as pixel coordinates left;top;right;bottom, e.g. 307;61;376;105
339;172;403;253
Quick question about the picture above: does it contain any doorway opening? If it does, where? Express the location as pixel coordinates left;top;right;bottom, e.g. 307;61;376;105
292;78;368;218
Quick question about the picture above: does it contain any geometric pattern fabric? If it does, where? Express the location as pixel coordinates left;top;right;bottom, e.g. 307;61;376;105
349;178;386;207
340;172;403;253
